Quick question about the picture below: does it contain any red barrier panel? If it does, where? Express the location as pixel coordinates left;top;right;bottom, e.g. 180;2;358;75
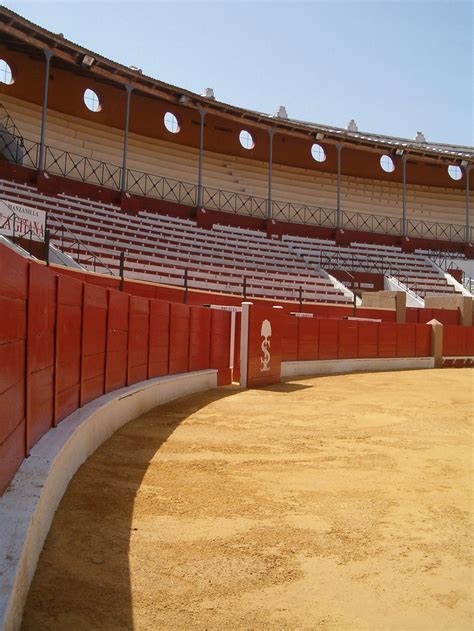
297;318;319;361
357;321;378;358
123;280;156;299
415;324;431;357
148;299;170;378
467;327;474;356
127;296;150;385
418;308;433;324
0;246;28;494
377;322;397;357
405;308;419;323
189;306;212;372
338;320;359;359
105;289;129;393
432;308;459;325
233;312;241;383
169;303;190;374
210;309;232;385
27;263;56;449
55;275;83;424
443;325;467;357
245;305;282;388
396;323;416;358
80;284;108;406
281;315;298;362
318;319;339;360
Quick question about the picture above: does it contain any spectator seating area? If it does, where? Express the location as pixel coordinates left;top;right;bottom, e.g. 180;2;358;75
0;178;468;304
283;235;461;298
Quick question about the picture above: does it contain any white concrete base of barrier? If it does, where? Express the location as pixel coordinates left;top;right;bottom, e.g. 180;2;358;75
0;369;217;631
281;357;434;378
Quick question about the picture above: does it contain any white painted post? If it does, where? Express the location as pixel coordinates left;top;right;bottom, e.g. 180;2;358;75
239;302;252;388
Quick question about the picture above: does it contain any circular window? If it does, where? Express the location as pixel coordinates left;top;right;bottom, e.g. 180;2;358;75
239;130;255;150
164;112;180;134
83;88;101;113
380;154;395;173
311;143;326;162
448;165;463;181
0;59;14;85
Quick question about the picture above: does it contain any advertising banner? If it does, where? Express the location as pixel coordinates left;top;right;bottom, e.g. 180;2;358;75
0;199;46;242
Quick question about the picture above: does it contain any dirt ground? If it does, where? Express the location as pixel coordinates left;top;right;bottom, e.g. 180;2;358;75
22;368;473;630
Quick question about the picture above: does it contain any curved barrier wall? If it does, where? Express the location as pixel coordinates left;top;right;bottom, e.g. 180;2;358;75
0;244;232;495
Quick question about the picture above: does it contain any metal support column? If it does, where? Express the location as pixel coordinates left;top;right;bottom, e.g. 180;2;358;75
120;85;133;192
402;155;408;236
38;50;53;172
197;109;206;207
466;165;471;243
267;128;275;219
336;143;342;228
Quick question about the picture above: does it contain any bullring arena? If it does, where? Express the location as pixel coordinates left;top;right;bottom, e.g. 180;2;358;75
0;5;473;631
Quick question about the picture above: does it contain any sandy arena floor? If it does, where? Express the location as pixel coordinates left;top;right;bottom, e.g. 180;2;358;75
22;369;473;630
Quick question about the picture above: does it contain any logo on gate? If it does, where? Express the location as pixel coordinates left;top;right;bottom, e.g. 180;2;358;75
260;319;272;372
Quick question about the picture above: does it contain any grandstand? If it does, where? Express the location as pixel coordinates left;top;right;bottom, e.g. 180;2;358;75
0;5;473;631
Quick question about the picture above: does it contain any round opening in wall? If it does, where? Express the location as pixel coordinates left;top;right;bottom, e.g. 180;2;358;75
448;165;462;181
380;154;395;173
239;130;255;150
0;59;14;85
164;111;180;134
83;88;101;113
311;143;326;162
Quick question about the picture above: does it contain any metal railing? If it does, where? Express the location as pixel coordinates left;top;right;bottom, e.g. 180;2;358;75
0;118;470;243
47;214;116;275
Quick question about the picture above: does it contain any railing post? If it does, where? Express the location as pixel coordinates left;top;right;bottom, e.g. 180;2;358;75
119;250;125;290
38;49;53;172
197;109;206;207
183;268;188;303
120;84;133;192
465;164;471;243
267;127;275;219
12;212;16;243
44;228;50;265
402;154;408;237
336;142;343;228
299;285;303;312
243;275;247;301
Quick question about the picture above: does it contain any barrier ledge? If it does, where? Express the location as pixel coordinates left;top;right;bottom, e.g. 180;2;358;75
0;369;218;631
281;357;434;378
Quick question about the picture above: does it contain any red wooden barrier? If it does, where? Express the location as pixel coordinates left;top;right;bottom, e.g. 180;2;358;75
55;275;83;424
105;289;129;393
189;306;211;372
169;303;190;374
27;264;56;449
338;320;359;359
127;296;150;385
80;284;108;406
318;319;339;360
281;315;298;362
415;324;431;357
245;304;282;388
297;318;319;361
0;246;28;495
443;324;467;357
377;322;397;357
148;299;170;378
210;309;232;386
396;323;416;358
357;321;378;358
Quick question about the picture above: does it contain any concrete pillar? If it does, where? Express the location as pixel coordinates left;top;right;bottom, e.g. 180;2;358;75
427;319;443;368
336;143;343;228
239;302;253;388
466;165;471;243
402;155;408;236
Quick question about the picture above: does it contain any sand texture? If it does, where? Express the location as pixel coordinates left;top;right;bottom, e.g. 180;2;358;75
22;369;474;630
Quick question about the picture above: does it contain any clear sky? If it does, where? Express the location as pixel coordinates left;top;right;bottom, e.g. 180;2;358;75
5;0;474;146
